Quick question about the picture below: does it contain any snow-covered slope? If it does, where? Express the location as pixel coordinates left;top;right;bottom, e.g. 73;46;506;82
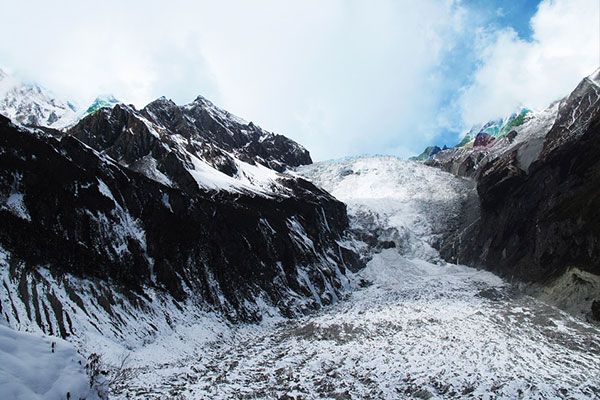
0;322;101;400
0;69;78;129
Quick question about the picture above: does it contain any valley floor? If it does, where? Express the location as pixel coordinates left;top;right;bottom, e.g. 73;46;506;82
113;158;600;399
116;250;600;399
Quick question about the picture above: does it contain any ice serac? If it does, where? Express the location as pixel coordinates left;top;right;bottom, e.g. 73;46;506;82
435;70;600;321
0;91;360;349
0;69;77;129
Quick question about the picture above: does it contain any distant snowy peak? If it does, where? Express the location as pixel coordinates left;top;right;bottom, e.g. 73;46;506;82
68;95;312;197
85;94;121;114
0;68;78;129
414;70;600;165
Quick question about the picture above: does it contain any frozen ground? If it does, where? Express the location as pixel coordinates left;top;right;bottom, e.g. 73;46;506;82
118;254;600;399
110;157;600;399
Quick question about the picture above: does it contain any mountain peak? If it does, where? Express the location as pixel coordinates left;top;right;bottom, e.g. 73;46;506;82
147;96;177;108
0;68;78;129
85;94;120;114
192;94;216;108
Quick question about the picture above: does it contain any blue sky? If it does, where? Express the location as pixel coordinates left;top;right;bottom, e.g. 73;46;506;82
0;0;598;160
432;0;542;148
462;0;540;39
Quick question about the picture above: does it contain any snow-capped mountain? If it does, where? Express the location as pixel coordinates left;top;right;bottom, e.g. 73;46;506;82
67;96;312;197
418;68;600;321
1;65;599;399
0;88;361;361
0;69;78;129
85;94;121;115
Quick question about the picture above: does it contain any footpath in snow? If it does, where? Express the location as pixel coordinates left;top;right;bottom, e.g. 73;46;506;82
113;157;600;399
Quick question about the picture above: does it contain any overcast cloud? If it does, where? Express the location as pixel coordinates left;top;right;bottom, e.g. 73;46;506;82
0;0;598;160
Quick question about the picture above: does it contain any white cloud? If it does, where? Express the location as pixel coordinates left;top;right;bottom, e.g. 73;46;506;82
459;0;600;126
0;0;469;160
2;1;594;160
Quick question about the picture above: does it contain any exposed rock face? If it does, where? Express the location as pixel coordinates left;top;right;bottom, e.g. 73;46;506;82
0;95;359;340
592;300;600;321
473;132;496;148
425;147;487;178
437;71;600;319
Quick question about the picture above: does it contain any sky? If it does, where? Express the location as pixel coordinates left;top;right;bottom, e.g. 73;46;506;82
0;0;598;161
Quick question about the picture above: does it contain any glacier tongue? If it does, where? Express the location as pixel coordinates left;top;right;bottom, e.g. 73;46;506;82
109;156;600;399
297;156;471;262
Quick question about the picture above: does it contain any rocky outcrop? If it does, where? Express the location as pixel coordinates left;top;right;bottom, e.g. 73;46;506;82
424;147;488;178
409;145;441;161
473;132;496;148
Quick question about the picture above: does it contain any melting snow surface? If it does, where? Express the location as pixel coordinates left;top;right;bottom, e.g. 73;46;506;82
109;157;600;399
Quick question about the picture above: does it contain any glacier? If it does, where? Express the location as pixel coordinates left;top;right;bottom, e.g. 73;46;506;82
104;157;600;399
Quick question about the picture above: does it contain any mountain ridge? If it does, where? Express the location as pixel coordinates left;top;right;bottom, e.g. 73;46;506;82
0;77;362;355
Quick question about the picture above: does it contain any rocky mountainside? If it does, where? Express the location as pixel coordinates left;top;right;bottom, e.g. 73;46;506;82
0;90;361;351
420;69;600;321
0;69;78;129
68;96;311;188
